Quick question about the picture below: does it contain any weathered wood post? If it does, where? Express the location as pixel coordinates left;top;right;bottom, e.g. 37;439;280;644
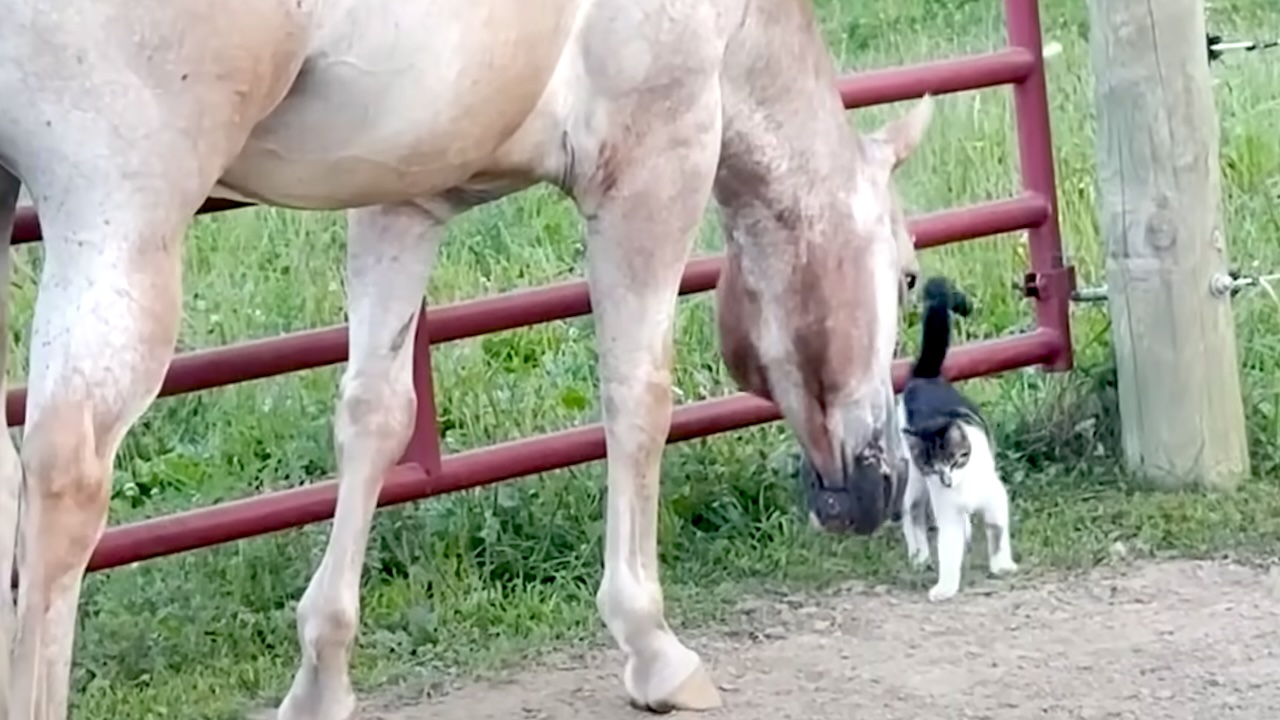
1086;0;1249;489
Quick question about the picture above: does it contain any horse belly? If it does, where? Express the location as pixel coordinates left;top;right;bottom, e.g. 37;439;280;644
219;0;588;209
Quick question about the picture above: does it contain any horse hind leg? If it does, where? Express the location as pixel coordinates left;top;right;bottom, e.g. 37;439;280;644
0;167;22;714
278;203;442;720
574;73;725;711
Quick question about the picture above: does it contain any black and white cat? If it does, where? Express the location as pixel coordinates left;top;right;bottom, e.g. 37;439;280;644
898;276;1017;602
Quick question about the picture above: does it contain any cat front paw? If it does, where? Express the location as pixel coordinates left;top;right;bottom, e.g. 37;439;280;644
927;583;958;602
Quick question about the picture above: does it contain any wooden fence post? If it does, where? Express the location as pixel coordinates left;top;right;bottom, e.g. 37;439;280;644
1086;0;1249;489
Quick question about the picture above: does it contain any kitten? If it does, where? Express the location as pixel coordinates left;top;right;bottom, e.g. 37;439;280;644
898;276;1017;602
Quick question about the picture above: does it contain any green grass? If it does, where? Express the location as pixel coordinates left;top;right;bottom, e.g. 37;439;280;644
7;0;1280;717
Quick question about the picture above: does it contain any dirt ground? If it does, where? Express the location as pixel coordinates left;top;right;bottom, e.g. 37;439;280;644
368;559;1280;719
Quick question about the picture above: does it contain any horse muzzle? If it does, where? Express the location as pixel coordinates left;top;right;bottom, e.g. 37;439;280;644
798;443;903;536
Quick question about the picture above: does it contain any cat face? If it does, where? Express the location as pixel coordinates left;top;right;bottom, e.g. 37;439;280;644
903;420;971;487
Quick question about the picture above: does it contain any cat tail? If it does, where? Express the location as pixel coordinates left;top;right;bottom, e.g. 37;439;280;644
910;276;970;379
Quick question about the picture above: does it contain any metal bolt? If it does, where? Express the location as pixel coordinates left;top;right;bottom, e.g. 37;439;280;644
1209;272;1238;298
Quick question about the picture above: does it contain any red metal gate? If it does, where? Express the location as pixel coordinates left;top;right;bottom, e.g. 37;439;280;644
6;0;1074;573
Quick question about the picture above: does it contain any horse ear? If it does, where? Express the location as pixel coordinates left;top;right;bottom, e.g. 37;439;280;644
872;94;934;170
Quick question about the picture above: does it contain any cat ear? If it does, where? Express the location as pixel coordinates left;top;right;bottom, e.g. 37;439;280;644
901;426;924;445
946;423;972;455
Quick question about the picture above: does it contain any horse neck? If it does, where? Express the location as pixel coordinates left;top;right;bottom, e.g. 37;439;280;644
712;0;859;287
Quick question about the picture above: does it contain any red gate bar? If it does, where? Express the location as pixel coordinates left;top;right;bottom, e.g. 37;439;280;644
838;47;1035;108
4;192;1050;426
1006;0;1072;370
401;302;442;473
87;328;1060;572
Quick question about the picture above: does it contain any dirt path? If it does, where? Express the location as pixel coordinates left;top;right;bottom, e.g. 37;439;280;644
368;560;1280;719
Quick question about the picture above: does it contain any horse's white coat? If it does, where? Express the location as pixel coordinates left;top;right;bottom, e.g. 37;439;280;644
0;0;933;717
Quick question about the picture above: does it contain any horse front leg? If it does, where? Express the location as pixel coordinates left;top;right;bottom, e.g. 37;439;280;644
278;203;442;720
10;189;199;720
575;78;724;712
0;167;21;714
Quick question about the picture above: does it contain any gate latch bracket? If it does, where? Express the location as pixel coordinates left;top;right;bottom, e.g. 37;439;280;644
1022;265;1077;301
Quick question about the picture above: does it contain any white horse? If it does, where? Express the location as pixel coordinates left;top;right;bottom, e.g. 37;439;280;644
0;0;932;717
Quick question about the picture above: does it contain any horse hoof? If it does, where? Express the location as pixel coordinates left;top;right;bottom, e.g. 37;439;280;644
276;684;357;720
635;661;723;714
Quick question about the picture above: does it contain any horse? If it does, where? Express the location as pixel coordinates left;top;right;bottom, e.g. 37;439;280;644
0;0;933;716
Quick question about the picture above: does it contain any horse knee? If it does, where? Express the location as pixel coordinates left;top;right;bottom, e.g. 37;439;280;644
20;407;112;585
335;372;415;452
600;367;673;446
24;405;109;499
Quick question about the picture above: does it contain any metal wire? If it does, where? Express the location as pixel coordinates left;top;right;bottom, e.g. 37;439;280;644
1047;26;1277;304
1207;33;1280;63
1072;31;1277;305
1072;272;1280;307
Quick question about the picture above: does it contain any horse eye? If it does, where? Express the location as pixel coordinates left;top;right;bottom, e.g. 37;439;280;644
904;272;918;290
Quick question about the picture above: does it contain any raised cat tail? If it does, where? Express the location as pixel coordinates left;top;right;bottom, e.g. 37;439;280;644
910;276;971;379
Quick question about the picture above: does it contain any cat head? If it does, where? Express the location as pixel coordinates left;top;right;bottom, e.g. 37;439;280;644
902;418;972;487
